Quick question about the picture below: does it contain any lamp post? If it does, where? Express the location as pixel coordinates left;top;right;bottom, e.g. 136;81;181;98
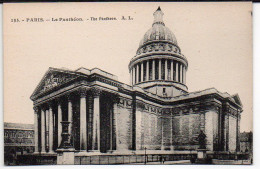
144;147;147;165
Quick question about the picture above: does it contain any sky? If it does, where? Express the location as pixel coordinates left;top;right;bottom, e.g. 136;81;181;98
4;2;252;132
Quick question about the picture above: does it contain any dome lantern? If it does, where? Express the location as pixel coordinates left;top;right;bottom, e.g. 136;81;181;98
153;6;165;26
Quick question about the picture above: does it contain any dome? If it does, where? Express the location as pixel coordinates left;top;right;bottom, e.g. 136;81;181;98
139;7;178;48
139;24;178;47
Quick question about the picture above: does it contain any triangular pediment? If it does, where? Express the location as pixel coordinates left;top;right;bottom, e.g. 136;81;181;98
31;67;82;100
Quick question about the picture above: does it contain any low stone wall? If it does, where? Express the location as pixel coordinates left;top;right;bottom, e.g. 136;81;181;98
74;153;197;165
16;154;57;165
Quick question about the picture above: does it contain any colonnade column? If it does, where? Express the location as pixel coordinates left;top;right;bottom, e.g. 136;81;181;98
180;64;183;83
130;69;133;86
146;60;149;81
170;60;173;81
41;108;46;153
57;100;62;147
92;89;101;151
136;64;139;84
183;66;186;84
165;59;168;80
141;62;143;82
152;60;155;80
80;90;87;150
176;62;179;82
34;107;39;153
46;109;50;151
68;96;73;144
159;59;162;80
133;67;136;85
48;103;54;153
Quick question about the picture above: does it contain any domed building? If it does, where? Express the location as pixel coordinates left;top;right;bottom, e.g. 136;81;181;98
29;7;243;165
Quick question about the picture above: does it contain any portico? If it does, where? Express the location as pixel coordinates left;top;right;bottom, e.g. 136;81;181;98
32;84;119;154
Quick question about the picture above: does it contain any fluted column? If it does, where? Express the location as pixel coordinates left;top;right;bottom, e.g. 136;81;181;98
57;100;62;147
165;59;168;80
141;62;144;82
133;67;136;85
34;107;39;153
159;59;162;80
41;108;46;153
136;64;139;84
80;91;87;150
45;109;50;151
152;60;155;80
176;62;179;82
180;64;183;83
48;103;54;153
170;60;173;81
92;89;101;151
146;60;149;81
68;96;73;144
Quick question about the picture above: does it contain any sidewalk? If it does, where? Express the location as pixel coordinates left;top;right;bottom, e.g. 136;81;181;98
125;160;191;165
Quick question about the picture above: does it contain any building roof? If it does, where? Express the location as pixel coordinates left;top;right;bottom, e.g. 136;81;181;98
4;122;34;130
31;66;243;110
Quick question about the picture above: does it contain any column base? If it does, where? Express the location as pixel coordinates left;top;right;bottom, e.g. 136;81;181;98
170;146;174;151
161;146;165;150
57;151;75;165
197;149;207;159
56;148;75;152
88;150;100;152
48;151;56;154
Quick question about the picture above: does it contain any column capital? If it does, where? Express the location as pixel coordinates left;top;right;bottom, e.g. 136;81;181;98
65;93;74;101
33;106;39;112
78;87;88;98
56;97;64;105
47;101;55;109
111;94;120;103
91;88;102;98
40;104;49;111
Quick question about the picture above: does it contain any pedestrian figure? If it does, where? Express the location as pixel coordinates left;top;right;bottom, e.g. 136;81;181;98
162;156;165;164
159;155;163;164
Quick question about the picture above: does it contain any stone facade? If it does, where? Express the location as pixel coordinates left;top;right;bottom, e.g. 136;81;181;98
30;7;243;158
